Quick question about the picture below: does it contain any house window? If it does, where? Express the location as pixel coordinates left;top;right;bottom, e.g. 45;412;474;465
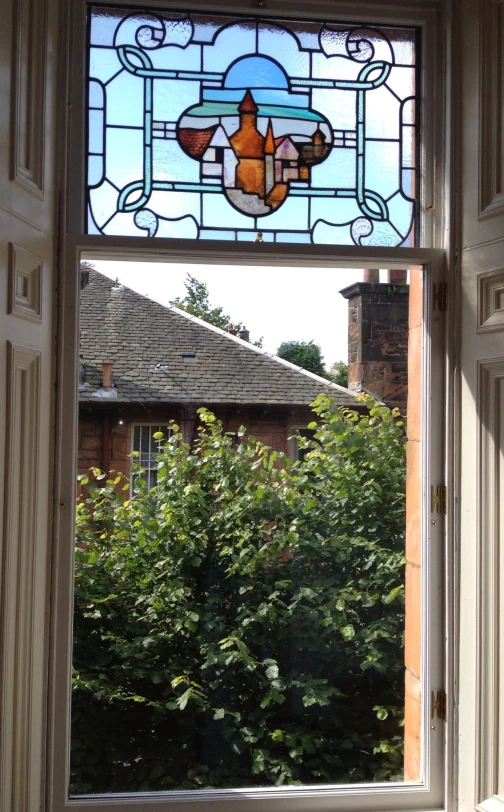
290;428;317;462
86;6;419;246
132;424;173;489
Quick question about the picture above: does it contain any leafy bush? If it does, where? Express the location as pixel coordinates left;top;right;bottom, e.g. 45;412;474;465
71;396;406;793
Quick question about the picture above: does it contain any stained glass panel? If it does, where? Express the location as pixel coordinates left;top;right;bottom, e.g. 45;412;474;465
87;7;419;246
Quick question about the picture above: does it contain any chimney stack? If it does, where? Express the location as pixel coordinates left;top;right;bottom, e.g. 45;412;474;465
340;278;410;415
239;328;250;342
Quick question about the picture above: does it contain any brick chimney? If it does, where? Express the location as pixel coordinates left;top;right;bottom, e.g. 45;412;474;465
339;275;409;415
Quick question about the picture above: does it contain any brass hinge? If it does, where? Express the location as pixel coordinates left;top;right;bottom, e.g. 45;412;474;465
433;282;448;312
431;484;447;514
431;689;447;721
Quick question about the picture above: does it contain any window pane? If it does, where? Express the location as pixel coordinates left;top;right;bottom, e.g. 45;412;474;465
73;262;424;794
86;7;419;246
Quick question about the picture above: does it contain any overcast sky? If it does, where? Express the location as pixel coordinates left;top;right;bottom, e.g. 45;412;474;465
90;261;387;367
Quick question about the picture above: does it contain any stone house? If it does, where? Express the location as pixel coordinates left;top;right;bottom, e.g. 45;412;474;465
78;267;358;481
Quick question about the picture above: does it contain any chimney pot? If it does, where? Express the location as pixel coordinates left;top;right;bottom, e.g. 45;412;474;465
363;268;380;283
102;362;113;388
387;269;408;285
239;328;250;342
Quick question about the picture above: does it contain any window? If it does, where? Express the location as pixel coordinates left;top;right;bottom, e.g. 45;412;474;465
49;1;447;810
290;427;317;462
132;424;174;489
86;5;419;246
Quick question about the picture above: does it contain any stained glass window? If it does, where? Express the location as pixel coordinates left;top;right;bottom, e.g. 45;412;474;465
87;7;419;246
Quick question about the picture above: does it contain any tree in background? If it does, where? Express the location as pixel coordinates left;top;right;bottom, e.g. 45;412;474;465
276;340;326;377
71;397;405;793
170;274;240;331
326;360;349;388
276;342;349;386
170;274;262;347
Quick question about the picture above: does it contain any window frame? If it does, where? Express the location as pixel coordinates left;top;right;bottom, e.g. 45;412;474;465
47;1;451;811
131;422;175;490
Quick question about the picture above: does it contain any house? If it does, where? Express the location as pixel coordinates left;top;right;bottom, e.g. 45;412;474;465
1;1;503;810
78;268;359;481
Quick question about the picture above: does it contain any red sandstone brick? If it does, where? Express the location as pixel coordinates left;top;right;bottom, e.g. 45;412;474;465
404;669;422;782
405;561;422;679
80;420;98;435
407;327;422;443
81;436;101;450
78;449;101;461
109;459;131;478
406;441;422;567
409;269;423;329
111;438;129;460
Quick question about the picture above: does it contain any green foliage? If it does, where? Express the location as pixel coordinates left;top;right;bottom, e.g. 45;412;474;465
170;274;237;330
326;360;349;388
71;397;406;793
170;274;263;347
276;340;326;377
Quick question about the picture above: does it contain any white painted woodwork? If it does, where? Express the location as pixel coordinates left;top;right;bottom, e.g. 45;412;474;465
0;0;57;810
458;1;504;811
4;0;504;810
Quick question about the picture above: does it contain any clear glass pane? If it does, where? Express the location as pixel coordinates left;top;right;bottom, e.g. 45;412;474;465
73;260;425;794
86;7;420;246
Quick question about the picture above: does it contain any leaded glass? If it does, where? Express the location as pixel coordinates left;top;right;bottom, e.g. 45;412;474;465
87;7;419;246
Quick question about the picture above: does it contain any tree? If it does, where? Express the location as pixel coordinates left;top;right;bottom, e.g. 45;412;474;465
71;397;406;793
276;340;326;377
170;274;263;346
170;274;240;331
326;360;349;388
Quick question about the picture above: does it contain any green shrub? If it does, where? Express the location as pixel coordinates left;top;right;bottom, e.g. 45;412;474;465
71;396;406;793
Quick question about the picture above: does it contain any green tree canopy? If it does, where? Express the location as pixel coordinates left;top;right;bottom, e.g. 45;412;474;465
326;360;349;388
276;340;326;377
170;274;240;331
170;274;263;347
72;397;406;793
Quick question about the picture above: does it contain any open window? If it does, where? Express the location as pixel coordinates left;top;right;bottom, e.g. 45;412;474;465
48;1;448;811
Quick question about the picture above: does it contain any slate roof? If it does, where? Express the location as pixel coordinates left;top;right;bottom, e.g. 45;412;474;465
79;268;357;407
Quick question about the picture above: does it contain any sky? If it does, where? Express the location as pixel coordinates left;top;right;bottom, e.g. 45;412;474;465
89;261;387;367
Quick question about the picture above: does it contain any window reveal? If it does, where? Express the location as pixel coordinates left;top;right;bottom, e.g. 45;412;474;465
87;7;419;246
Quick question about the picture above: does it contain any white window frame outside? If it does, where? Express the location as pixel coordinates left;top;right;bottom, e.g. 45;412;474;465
131;423;175;491
47;2;453;811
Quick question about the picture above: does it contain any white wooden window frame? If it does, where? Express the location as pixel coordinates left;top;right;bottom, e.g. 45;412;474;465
131;423;175;490
47;2;453;811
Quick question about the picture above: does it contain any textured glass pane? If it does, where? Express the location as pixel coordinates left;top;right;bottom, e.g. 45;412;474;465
87;7;419;246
